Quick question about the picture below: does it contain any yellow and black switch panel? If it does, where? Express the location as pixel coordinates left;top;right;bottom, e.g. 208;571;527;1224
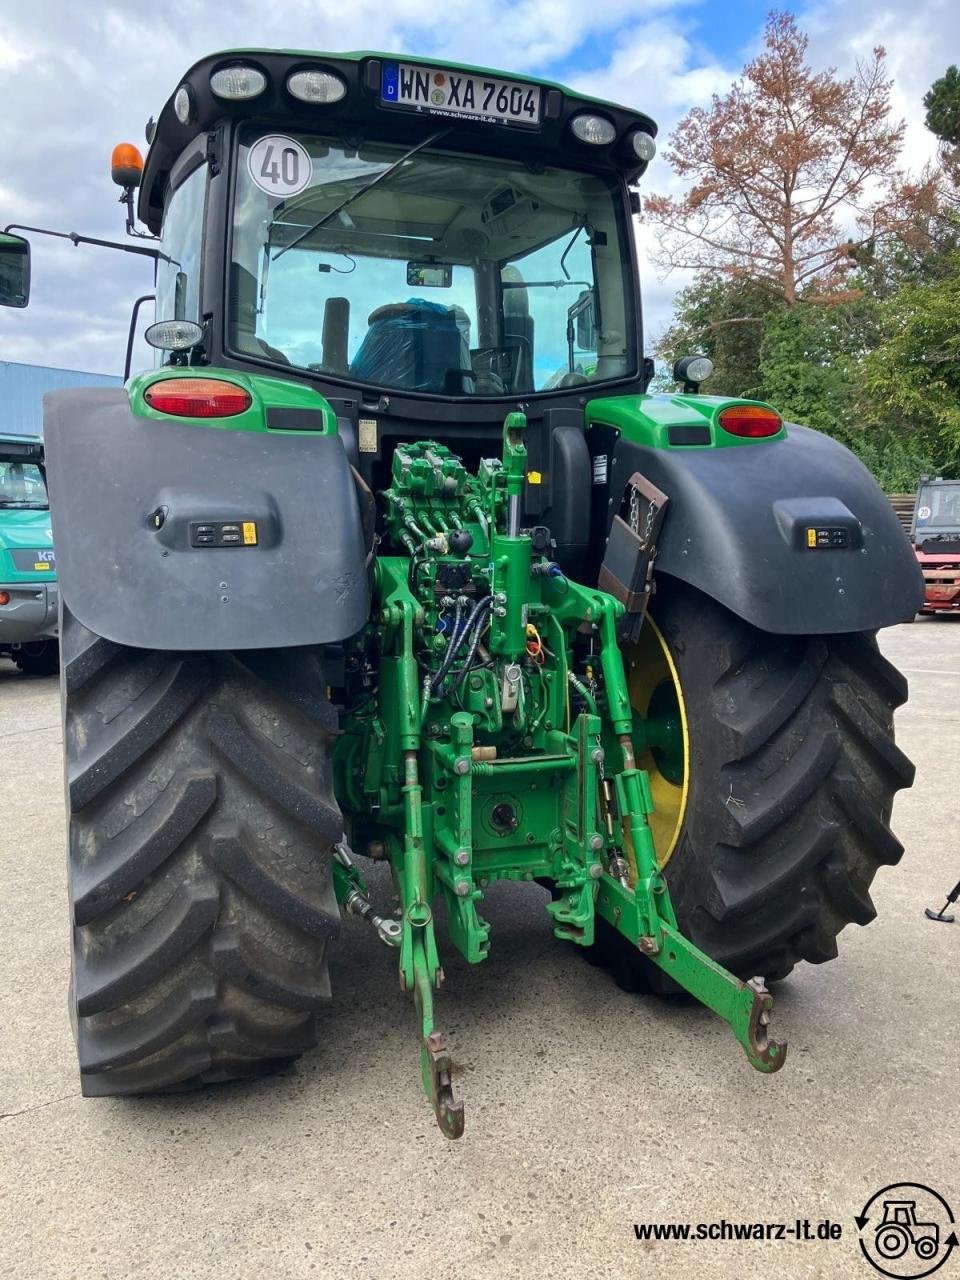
189;520;259;548
805;526;850;549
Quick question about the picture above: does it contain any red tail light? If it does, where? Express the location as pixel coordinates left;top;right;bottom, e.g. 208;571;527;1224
717;405;782;438
0;591;10;606
144;378;252;418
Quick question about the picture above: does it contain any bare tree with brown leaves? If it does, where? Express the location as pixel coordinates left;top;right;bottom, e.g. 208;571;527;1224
645;12;907;304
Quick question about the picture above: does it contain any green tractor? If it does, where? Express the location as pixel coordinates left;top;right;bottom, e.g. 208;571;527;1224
0;50;922;1136
0;433;58;676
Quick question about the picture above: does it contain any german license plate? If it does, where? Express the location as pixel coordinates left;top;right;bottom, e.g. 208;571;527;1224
380;63;541;129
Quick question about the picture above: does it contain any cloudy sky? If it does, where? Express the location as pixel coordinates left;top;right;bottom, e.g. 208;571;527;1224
0;0;952;378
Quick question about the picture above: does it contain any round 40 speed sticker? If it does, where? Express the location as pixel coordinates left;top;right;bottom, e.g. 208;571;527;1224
248;135;312;198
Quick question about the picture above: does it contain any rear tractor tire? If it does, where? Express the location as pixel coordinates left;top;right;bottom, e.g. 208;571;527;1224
594;579;914;990
62;606;342;1095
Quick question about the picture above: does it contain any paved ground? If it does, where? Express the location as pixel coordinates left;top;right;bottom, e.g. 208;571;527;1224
0;619;957;1280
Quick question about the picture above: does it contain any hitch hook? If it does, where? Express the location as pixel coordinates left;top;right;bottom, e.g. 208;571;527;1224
412;933;465;1138
741;977;787;1073
422;1031;465;1140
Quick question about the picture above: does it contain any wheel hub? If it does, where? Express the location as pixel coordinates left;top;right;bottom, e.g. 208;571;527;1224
626;616;689;866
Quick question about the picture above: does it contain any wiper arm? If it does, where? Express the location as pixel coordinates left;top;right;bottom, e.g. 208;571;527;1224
274;129;450;261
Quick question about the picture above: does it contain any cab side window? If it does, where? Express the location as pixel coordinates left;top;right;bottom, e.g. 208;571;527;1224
155;162;206;335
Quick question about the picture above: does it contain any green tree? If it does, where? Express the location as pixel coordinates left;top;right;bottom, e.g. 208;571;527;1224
655;277;783;397
835;426;941;492
756;289;942;489
924;66;960;148
655;268;943;489
757;302;870;435
862;258;960;459
922;66;960;216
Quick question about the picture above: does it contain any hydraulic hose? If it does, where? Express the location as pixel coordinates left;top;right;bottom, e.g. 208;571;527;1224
568;670;598;716
447;599;493;698
432;598;470;687
426;596;487;708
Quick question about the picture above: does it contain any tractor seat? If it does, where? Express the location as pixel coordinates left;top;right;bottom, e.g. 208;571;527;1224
367;303;423;325
350;299;470;393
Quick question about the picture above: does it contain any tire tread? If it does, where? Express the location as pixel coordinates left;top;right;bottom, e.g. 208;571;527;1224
65;608;341;1096
592;583;914;988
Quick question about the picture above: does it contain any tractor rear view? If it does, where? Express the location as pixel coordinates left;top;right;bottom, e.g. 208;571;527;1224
0;50;922;1136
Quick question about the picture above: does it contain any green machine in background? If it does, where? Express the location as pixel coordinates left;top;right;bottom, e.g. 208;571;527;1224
0;49;920;1136
0;433;58;675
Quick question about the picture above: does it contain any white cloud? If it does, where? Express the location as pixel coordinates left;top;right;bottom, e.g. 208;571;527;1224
570;19;734;122
0;36;29;71
424;0;685;71
801;0;952;168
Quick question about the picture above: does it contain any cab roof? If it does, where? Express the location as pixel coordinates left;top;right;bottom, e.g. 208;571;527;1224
139;48;658;233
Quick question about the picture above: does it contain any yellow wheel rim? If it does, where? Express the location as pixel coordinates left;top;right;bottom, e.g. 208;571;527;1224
625;617;689;868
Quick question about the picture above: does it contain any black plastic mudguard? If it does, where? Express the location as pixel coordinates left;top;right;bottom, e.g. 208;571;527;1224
602;423;923;634
44;388;369;651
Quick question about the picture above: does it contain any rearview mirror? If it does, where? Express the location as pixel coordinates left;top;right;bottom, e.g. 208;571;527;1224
407;261;453;288
0;233;30;308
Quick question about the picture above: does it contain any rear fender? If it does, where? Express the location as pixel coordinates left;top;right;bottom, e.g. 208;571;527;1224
43;388;369;651
595;420;923;634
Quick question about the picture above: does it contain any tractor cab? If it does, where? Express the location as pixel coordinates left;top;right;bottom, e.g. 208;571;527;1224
224;132;630;397
133;51;656;548
912;477;960;612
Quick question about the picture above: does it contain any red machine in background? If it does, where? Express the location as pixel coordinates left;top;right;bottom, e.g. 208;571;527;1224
912;477;960;614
